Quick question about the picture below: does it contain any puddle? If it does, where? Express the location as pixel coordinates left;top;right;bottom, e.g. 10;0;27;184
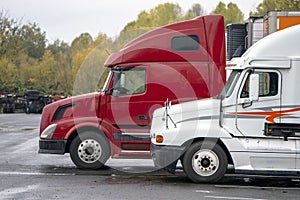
21;128;36;131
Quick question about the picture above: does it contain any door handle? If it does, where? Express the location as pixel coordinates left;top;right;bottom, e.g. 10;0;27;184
138;115;148;120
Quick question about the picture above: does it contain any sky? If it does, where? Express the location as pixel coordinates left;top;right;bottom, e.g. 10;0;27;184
0;0;262;44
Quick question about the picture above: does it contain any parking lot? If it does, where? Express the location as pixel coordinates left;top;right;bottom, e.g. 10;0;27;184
0;114;300;200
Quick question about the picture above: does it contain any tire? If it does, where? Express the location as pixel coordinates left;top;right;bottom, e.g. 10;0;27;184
182;141;227;183
70;131;110;169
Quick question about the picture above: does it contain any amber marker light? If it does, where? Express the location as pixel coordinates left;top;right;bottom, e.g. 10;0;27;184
268;128;272;133
156;135;164;143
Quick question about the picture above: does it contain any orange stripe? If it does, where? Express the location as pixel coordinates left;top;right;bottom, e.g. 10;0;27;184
228;107;300;123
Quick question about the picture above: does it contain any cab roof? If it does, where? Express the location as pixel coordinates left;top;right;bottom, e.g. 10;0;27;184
104;15;225;67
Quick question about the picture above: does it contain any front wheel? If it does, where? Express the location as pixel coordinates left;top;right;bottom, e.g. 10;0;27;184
70;131;110;169
182;141;227;183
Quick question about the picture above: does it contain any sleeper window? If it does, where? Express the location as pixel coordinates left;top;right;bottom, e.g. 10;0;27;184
171;35;200;52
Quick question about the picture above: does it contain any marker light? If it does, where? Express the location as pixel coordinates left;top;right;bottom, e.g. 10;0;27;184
156;135;164;143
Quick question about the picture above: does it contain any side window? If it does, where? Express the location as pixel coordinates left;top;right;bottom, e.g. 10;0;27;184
240;71;278;98
171;35;200;52
113;68;146;96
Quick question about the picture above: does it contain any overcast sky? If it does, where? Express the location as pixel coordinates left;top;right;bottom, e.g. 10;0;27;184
1;0;262;43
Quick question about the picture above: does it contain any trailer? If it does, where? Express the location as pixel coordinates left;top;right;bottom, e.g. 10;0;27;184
227;11;300;61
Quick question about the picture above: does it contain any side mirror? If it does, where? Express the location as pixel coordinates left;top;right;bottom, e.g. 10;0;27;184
105;88;121;97
105;88;113;96
120;74;125;87
249;74;259;102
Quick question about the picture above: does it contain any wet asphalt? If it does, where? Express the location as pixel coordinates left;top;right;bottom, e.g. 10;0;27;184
0;113;300;200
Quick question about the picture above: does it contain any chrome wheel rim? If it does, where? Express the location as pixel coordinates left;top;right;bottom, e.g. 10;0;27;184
192;149;219;177
78;139;102;163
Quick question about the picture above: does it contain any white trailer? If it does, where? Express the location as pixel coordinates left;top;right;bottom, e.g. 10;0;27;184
150;24;300;183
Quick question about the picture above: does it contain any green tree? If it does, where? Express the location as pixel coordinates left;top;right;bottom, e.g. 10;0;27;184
150;3;182;26
122;3;183;32
184;3;205;19
0;12;46;61
251;0;300;16
0;12;23;60
71;33;110;95
47;39;70;55
53;52;72;95
277;0;300;10
251;0;276;16
119;3;184;50
0;2;212;96
211;2;244;26
0;58;19;93
34;50;56;93
45;39;72;94
18;52;39;93
71;33;93;52
20;23;46;59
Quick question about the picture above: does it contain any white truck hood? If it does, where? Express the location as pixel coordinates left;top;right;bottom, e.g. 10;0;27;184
152;97;220;122
150;97;233;146
151;98;221;141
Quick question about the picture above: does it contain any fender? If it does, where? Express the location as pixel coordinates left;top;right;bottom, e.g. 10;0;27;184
64;117;102;139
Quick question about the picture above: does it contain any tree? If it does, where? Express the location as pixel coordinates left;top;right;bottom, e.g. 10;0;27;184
0;12;46;61
119;3;184;50
251;0;276;16
211;2;244;26
251;0;300;16
47;39;70;55
150;3;183;26
277;0;300;10
21;23;47;59
0;11;23;59
0;11;49;93
31;50;56;93
71;33;93;52
212;2;227;16
0;57;19;93
71;33;110;95
184;3;205;19
122;3;183;32
1;2;213;95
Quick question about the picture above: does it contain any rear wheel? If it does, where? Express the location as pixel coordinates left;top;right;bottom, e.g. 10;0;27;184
182;141;227;183
70;131;110;169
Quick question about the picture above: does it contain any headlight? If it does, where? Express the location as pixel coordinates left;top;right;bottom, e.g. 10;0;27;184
40;124;57;139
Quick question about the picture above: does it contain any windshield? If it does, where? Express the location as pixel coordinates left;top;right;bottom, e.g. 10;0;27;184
222;70;241;98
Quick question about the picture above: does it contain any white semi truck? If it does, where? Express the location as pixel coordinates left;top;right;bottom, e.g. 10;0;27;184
150;24;300;183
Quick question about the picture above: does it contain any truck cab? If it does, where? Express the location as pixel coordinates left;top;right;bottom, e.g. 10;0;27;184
39;15;226;169
151;24;300;183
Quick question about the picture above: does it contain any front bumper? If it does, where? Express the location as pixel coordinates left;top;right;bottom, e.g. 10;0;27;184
39;139;67;154
151;143;186;172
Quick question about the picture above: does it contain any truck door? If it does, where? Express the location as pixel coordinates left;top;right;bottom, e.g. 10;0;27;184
106;66;150;154
235;69;296;170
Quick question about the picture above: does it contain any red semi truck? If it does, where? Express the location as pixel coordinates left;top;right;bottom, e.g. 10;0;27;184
39;15;226;169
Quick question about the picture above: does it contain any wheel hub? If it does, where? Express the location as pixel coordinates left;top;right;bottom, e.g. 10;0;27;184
85;147;94;155
200;157;211;168
192;149;219;176
78;139;102;163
